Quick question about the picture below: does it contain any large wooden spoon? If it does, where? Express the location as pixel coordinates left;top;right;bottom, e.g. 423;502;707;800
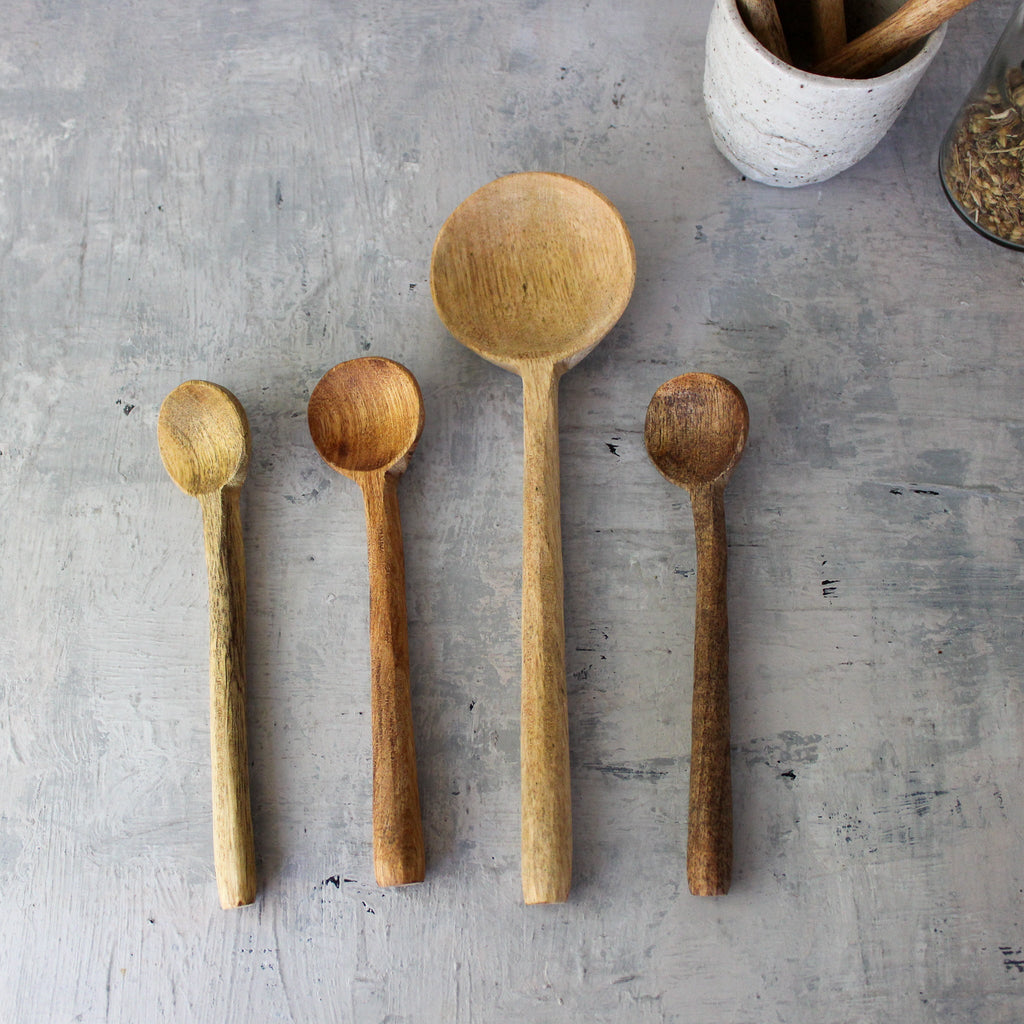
307;356;426;887
158;380;257;909
644;373;749;897
430;172;635;904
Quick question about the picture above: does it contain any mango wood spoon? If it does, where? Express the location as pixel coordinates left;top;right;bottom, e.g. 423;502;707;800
307;356;425;887
644;373;749;897
430;172;635;904
158;380;256;909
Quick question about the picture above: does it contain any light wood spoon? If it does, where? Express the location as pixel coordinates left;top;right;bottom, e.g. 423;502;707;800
307;356;425;887
645;373;749;897
158;380;256;909
431;172;635;904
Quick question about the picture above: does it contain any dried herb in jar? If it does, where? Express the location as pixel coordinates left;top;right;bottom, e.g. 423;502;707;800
939;4;1024;251
942;74;1024;246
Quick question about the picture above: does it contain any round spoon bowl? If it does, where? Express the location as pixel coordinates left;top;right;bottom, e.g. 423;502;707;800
645;373;749;489
430;172;636;373
308;357;425;477
158;380;251;496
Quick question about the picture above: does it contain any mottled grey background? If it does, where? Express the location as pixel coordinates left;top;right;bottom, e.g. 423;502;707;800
1;0;1022;1020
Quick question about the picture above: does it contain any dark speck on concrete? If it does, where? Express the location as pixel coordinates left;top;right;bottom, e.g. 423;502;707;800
999;946;1024;973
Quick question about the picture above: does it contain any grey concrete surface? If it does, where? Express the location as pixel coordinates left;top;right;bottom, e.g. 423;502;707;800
1;0;1022;1020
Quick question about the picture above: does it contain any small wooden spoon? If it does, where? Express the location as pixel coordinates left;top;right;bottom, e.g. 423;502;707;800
307;356;425;887
431;172;635;904
158;380;257;909
644;373;749;897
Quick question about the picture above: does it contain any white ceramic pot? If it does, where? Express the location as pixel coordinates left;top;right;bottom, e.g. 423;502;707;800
703;0;947;187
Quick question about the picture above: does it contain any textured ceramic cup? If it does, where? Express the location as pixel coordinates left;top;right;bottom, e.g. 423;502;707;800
703;0;947;187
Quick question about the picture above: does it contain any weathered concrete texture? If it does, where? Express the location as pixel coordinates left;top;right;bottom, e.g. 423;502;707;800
1;0;1022;1020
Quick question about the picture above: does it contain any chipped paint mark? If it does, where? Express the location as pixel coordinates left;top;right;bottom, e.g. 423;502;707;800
583;760;673;781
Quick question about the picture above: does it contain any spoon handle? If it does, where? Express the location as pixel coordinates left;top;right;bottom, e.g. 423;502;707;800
737;0;791;62
814;0;975;77
810;0;847;63
361;472;425;887
519;364;572;905
199;488;257;909
687;481;733;896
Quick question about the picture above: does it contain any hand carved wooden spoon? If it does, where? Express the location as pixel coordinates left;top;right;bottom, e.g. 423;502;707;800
158;380;256;909
431;172;635;903
307;356;425;887
644;373;749;896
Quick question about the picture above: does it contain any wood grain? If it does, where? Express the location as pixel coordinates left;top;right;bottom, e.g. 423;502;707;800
815;0;978;77
686;482;733;895
737;0;792;62
199;487;258;908
810;0;847;63
362;471;426;887
519;362;572;905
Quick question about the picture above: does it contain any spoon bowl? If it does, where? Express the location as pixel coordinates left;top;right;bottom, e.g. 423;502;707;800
158;380;250;495
431;172;635;904
644;372;749;897
308;357;424;477
645;373;748;489
431;171;635;372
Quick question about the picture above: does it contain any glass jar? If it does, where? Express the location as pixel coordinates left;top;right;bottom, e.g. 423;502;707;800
939;3;1024;250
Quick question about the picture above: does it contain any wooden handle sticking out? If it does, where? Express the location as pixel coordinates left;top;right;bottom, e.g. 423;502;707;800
687;482;733;896
810;0;847;64
815;0;976;78
199;487;257;909
519;364;572;905
737;0;791;62
361;472;425;887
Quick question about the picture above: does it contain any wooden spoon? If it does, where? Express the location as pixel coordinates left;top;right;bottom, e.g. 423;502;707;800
810;0;847;64
307;356;426;887
815;0;976;78
158;380;256;909
431;172;635;904
644;373;749;897
737;0;791;62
